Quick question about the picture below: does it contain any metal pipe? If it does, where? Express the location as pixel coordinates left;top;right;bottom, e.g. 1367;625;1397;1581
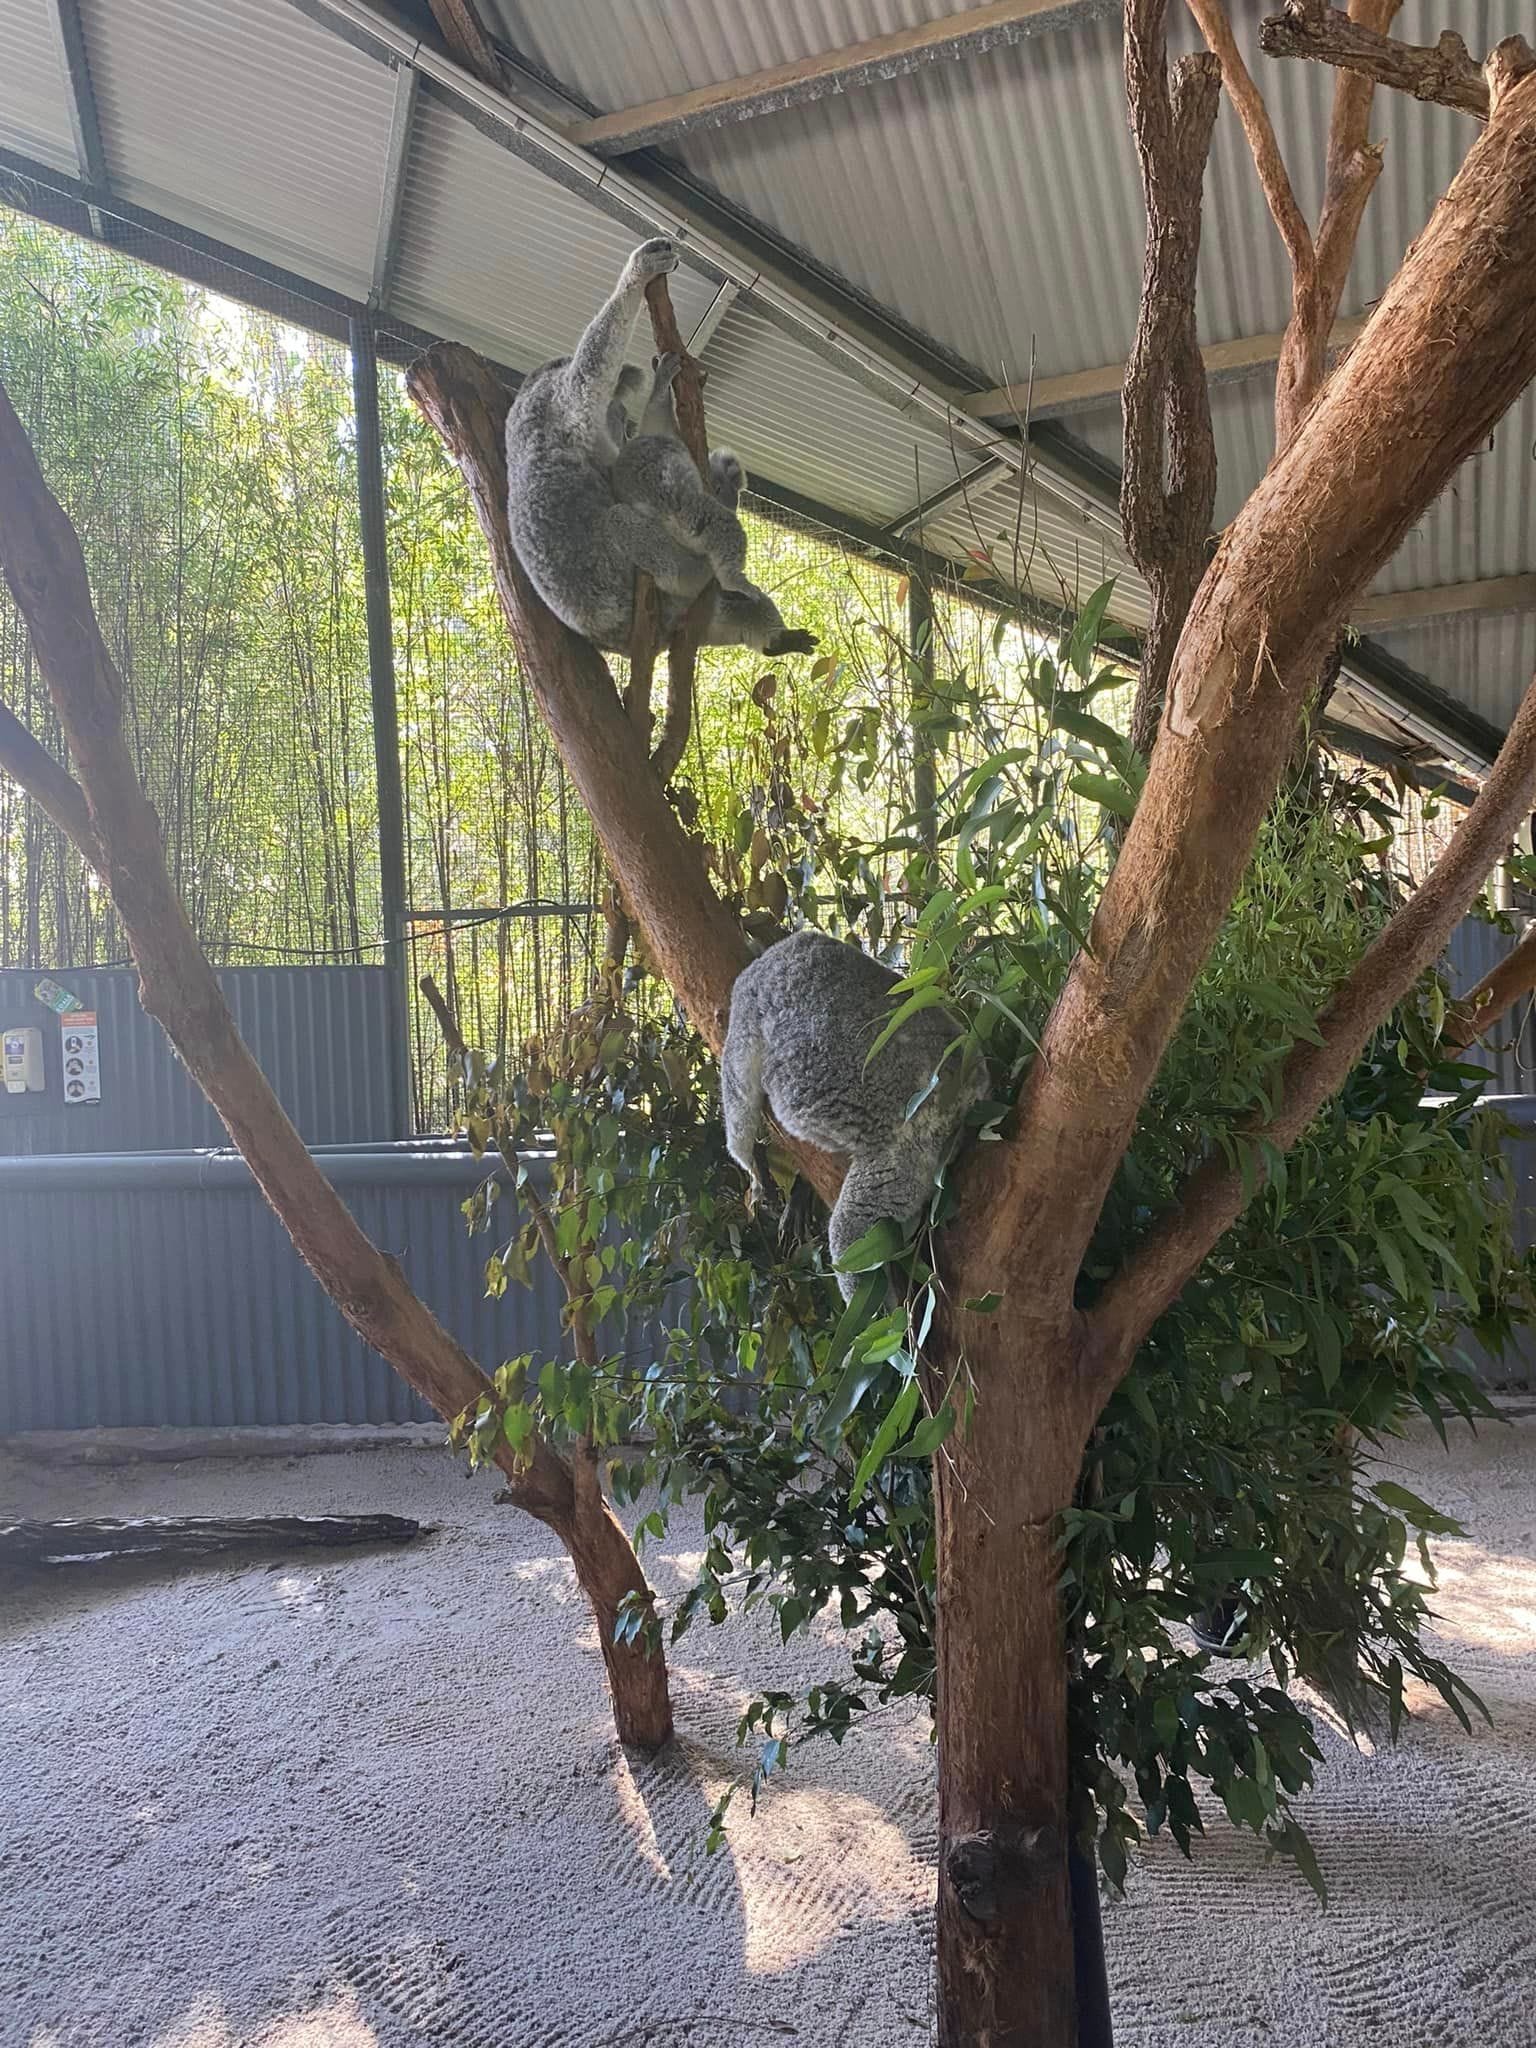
0;1143;539;1193
349;312;413;1138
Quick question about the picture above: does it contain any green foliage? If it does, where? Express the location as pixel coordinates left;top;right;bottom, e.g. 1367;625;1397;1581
456;586;1532;1900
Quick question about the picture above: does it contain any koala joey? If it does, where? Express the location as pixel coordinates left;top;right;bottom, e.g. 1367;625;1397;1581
721;929;986;1301
611;350;765;611
504;238;816;660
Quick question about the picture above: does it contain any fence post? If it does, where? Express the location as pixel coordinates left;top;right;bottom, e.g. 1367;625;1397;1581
350;312;413;1138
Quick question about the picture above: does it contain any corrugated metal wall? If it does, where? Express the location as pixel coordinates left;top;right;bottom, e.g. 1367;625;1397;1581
0;966;404;1155
0;1145;572;1431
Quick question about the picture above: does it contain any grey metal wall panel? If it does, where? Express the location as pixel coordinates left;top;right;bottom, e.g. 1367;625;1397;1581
0;965;402;1155
0;1145;578;1431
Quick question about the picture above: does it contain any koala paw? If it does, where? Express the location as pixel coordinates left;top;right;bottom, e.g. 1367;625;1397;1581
626;238;680;285
652;350;684;386
764;628;819;656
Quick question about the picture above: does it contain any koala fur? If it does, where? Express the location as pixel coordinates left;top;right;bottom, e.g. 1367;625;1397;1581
504;239;816;660
721;929;986;1300
611;352;756;600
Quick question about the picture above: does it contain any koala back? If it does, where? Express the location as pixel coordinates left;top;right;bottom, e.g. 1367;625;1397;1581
504;358;644;649
727;929;977;1160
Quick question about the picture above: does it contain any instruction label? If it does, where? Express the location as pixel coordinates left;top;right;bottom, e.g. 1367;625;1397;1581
60;1011;101;1105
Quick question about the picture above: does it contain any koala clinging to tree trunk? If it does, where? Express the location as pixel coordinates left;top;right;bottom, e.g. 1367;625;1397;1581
722;930;987;1300
612;351;757;598
504;239;816;659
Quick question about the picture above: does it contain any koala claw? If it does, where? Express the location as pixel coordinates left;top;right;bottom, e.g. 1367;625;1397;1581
764;629;819;656
653;350;684;384
628;238;680;282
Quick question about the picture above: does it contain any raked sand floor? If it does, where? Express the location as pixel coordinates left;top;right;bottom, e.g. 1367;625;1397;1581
3;1412;1535;2048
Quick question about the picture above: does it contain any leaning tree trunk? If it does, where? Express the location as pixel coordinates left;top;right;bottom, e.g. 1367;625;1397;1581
0;382;674;1754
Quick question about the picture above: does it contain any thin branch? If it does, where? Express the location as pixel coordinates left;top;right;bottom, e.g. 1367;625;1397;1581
1121;0;1221;752
0;700;99;860
1093;672;1536;1369
1259;3;1536;121
642;273;711;791
1187;0;1315;283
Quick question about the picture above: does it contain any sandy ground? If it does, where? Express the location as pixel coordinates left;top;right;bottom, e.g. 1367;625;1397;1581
2;1415;1534;2048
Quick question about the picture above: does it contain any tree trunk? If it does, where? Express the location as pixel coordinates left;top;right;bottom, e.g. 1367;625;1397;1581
0;381;673;1755
932;1313;1092;2048
562;1448;675;1751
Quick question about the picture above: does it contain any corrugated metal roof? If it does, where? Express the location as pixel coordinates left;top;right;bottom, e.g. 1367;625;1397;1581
0;0;79;175
84;0;397;302
0;0;1527;762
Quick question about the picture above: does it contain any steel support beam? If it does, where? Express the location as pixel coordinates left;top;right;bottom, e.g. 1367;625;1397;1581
908;575;938;852
966;317;1369;423
370;61;419;310
1352;572;1536;633
887;454;1013;537
47;0;109;236
349;313;413;1138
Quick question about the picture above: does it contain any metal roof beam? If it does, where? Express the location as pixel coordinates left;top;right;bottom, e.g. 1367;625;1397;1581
369;61;419;309
685;280;738;357
967;317;1369;422
47;0;109;235
1352;572;1536;632
565;0;1114;157
886;454;1014;536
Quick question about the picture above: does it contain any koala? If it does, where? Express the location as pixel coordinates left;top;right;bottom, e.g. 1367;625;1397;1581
721;929;987;1301
611;352;758;602
504;239;816;660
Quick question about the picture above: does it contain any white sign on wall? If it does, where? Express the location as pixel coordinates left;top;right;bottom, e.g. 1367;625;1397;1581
60;1012;101;1105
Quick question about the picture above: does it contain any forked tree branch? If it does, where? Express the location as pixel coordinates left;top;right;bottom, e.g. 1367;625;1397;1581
951;66;1536;1325
1121;2;1221;753
1093;672;1536;1367
1260;3;1536;121
1187;0;1314;282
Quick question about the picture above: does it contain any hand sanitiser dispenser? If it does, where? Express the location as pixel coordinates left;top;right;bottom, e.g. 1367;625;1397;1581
2;1025;44;1094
